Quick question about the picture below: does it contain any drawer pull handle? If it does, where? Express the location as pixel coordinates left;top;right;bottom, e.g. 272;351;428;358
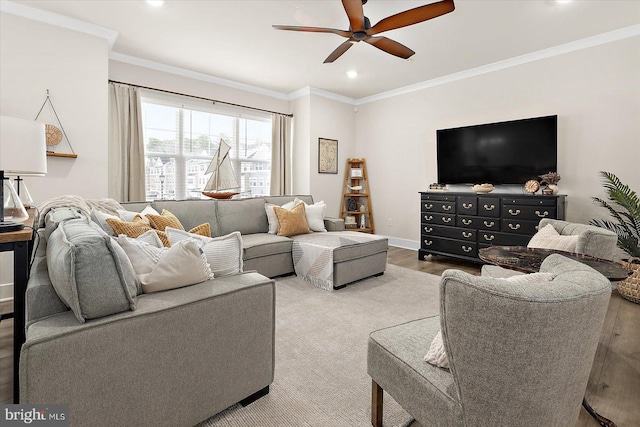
508;209;521;216
484;220;495;227
462;203;473;209
424;215;433;221
535;210;549;218
443;205;452;211
424;203;433;209
462;231;472;238
462;219;472;225
484;204;496;211
509;223;521;230
462;246;473;253
424;227;433;233
483;234;495;241
424;240;433;246
442;217;452;223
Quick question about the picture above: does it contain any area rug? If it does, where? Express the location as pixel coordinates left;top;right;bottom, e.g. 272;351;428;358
197;264;442;427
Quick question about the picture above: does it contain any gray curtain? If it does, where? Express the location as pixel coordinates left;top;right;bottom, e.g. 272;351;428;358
270;114;292;196
108;83;145;202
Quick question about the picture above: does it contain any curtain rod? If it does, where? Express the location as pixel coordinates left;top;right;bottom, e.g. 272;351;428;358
108;79;293;117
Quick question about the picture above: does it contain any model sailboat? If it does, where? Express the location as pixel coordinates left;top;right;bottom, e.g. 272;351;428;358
202;139;240;199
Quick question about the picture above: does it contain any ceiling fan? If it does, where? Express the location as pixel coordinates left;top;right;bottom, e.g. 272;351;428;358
273;0;455;63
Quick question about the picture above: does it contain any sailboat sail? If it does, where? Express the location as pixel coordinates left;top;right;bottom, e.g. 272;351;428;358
203;139;240;197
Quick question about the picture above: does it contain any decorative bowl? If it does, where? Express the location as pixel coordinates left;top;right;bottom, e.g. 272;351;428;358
472;184;495;194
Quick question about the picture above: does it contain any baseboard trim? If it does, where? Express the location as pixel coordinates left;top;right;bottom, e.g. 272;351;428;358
0;282;14;302
386;237;420;251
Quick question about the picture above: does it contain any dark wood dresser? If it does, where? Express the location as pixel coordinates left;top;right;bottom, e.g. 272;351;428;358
418;192;566;262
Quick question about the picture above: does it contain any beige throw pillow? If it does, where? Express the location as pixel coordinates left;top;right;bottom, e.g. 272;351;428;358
528;224;579;253
265;200;300;234
275;203;311;237
424;330;449;369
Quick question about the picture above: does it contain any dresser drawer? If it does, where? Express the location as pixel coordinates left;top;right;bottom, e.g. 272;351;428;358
457;215;500;231
503;197;557;207
478;197;500;217
477;230;531;246
421;200;456;214
457;196;478;215
422;224;476;241
422;194;457;202
421;236;477;258
502;205;557;221
421;212;456;226
501;219;540;235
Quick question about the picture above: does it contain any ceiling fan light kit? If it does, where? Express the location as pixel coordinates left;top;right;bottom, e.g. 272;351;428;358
273;0;455;63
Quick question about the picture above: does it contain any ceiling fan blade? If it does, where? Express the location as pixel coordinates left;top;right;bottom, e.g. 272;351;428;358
367;0;455;36
342;0;365;32
365;36;415;59
324;40;355;63
272;25;351;38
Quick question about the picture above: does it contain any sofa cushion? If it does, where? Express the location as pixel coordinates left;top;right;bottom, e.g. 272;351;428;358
44;207;85;240
265;195;313;205
331;232;389;263
146;209;185;231
217;197;269;235
46;217;138;323
242;233;293;260
166;228;243;278
275;203;311;237
152;199;219;234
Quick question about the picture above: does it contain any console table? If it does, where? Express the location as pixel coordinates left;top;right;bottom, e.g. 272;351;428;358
419;192;565;262
0;209;35;403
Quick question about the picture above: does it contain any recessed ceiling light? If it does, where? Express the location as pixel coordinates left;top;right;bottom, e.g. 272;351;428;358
347;70;358;79
146;0;165;7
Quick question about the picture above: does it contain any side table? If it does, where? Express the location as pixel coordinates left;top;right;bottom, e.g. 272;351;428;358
0;208;35;403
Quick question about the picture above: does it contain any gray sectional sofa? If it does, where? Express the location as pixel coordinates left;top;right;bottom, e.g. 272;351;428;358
20;194;388;426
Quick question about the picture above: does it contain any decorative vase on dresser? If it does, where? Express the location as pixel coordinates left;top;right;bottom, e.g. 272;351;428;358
419;192;566;262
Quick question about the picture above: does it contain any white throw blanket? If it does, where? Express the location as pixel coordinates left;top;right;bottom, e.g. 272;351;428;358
292;231;384;291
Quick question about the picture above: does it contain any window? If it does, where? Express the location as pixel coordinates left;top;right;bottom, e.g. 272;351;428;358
141;94;272;200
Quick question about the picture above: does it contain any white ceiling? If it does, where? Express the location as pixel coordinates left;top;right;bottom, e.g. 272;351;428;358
8;0;640;100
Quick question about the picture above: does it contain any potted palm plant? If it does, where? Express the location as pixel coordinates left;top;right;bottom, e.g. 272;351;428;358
590;171;640;303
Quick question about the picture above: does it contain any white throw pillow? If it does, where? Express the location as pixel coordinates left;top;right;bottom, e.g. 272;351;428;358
504;272;555;284
424;330;449;369
166;227;243;277
265;200;300;234
138;240;213;293
528;224;579;253
91;209;119;236
295;199;327;232
117;205;159;224
116;233;167;275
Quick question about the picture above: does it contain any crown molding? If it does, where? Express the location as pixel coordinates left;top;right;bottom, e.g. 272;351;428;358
109;52;290;101
0;0;119;49
356;24;640;105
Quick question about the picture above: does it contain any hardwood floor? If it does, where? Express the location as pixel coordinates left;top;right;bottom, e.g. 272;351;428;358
1;247;638;426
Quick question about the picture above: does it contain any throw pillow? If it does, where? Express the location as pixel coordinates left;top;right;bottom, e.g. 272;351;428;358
91;209;119;236
528;224;579;253
424;330;449;369
117;205;159;224
265;200;300;234
295;198;327;232
46;218;138;323
106;216;171;247
146;209;185;232
166;228;243;277
137;240;214;294
116;233;167;276
275;203;311;237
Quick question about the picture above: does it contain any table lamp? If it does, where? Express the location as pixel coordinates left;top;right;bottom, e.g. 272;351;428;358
0;116;46;232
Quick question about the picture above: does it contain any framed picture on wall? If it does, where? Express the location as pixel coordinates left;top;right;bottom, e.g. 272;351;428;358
318;138;338;174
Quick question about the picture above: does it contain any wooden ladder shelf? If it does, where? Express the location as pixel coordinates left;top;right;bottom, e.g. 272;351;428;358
339;158;375;234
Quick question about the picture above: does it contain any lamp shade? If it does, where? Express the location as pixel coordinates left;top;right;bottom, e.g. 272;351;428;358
0;115;47;176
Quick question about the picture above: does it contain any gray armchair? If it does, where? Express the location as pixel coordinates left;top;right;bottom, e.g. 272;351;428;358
367;254;611;427
481;218;618;278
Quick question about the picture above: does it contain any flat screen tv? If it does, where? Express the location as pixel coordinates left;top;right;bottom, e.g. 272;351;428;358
437;115;557;185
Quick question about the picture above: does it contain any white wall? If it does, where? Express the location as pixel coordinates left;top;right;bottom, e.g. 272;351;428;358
0;13;109;290
354;37;640;247
309;95;356;217
290;94;311;195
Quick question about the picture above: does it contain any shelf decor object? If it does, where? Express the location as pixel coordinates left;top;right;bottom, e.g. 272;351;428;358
340;158;375;234
34;89;78;158
0;116;47;232
318;138;338;174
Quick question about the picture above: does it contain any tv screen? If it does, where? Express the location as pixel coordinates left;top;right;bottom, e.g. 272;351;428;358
437;115;557;184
